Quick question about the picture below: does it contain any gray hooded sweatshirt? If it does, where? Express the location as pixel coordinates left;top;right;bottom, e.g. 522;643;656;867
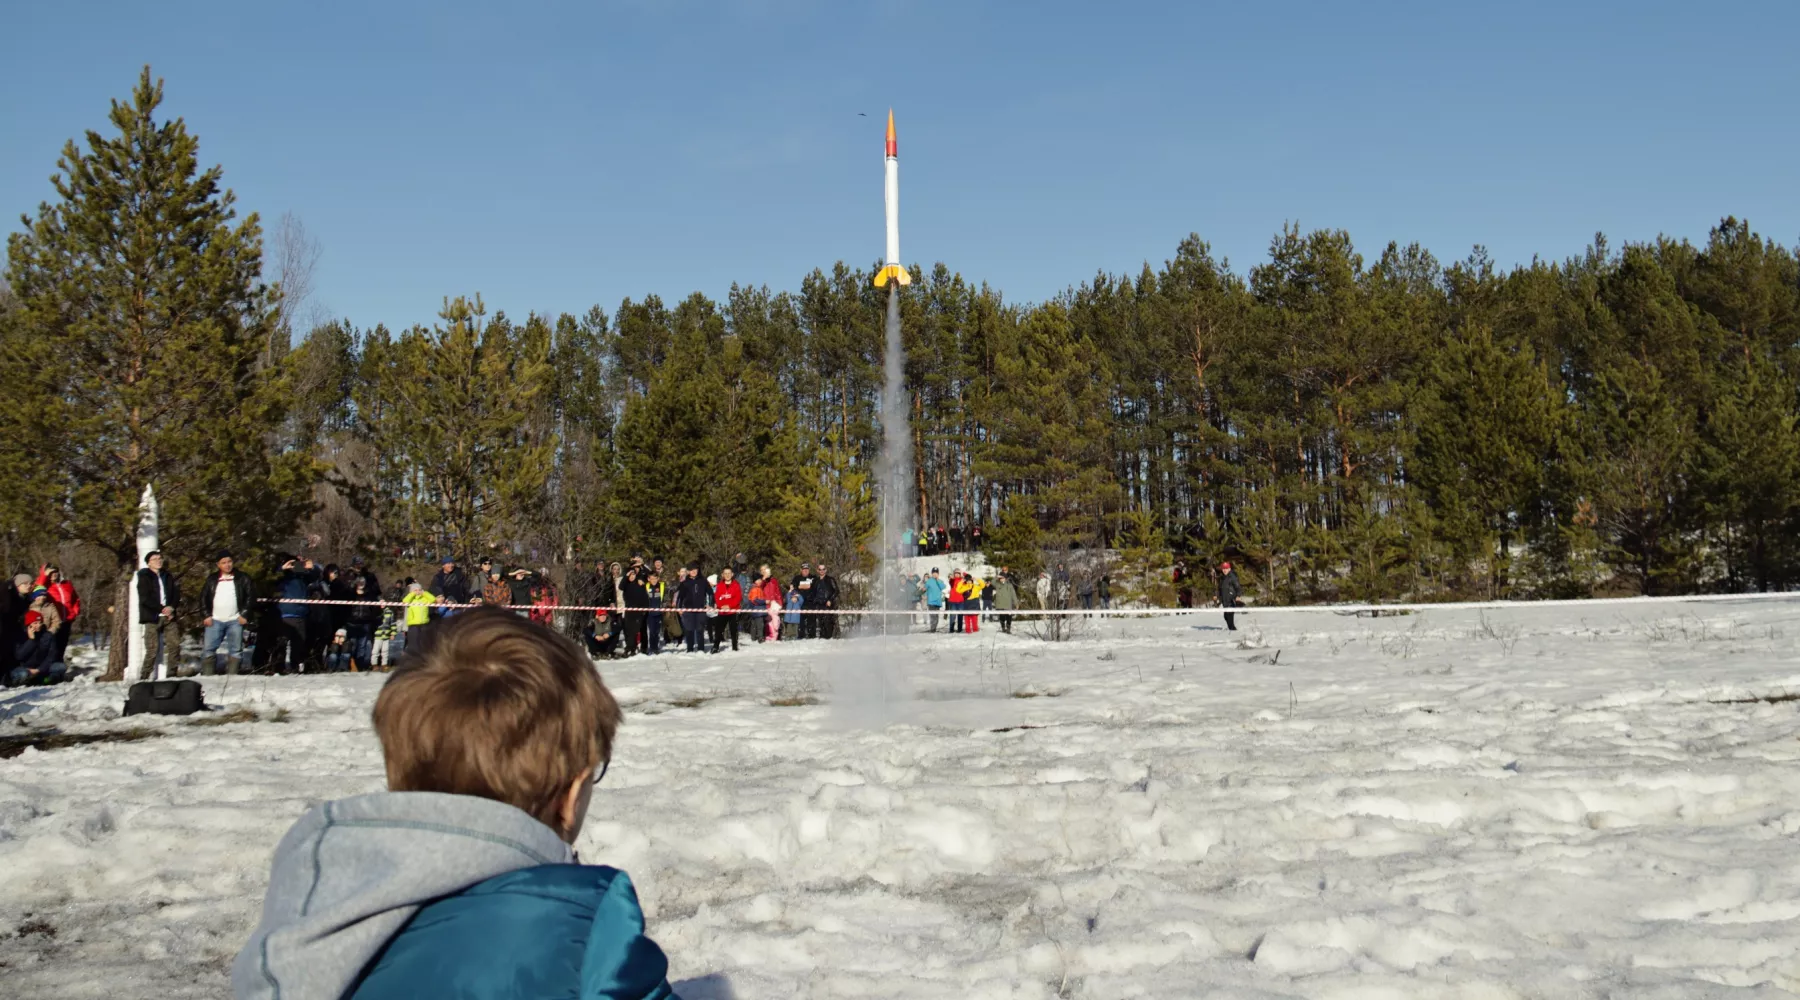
232;791;576;1000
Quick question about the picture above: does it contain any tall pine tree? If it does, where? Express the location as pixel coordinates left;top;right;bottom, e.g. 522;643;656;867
0;67;317;677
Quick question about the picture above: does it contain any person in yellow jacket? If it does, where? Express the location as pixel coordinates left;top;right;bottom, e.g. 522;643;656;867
401;581;437;650
966;574;986;629
955;574;980;634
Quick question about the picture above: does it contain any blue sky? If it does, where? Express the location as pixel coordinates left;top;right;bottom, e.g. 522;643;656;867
5;0;1797;331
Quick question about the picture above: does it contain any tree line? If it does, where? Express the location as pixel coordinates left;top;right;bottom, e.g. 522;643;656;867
4;70;1798;672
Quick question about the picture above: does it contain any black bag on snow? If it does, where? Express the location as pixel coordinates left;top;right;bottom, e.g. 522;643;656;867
123;679;205;717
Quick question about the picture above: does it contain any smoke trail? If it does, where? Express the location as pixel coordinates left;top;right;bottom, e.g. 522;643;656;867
832;286;913;724
878;286;913;592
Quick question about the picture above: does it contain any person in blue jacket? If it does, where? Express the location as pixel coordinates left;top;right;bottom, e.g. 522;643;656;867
233;607;674;1000
921;567;948;633
783;581;805;640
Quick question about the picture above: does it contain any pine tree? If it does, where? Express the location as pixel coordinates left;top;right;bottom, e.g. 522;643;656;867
773;428;878;591
1115;508;1174;607
1577;358;1699;594
975;302;1122;546
1411;326;1560;595
610;327;805;564
1695;358;1800;590
351;297;557;558
0;67;317;677
985;494;1045;593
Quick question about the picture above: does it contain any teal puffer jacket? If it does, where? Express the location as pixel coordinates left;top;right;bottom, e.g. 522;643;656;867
234;791;674;1000
353;864;673;1000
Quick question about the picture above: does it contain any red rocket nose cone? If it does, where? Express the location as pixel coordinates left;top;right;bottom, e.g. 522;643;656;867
885;109;896;158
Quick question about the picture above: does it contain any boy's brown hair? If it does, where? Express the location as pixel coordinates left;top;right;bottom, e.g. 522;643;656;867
372;607;622;829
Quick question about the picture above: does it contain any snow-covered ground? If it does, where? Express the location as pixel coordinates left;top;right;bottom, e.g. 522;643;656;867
4;603;1800;998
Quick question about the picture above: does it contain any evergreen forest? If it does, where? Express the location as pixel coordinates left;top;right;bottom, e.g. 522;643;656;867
5;70;1799;618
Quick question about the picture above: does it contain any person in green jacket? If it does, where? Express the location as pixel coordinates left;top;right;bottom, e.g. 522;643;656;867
234;608;673;1000
992;573;1020;634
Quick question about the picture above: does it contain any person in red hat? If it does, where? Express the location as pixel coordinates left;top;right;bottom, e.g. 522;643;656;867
9;610;67;686
1217;561;1242;632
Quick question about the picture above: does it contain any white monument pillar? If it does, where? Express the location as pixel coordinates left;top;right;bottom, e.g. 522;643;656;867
125;486;159;683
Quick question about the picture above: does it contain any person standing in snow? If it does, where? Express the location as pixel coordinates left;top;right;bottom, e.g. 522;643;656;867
619;567;648;656
793;564;816;639
991;573;1018;634
1217;561;1243;632
402;581;437;645
372;587;402;670
783;580;805;640
507;568;539;616
922;568;948;633
199;550;253;676
758;565;783;642
1174;560;1193;609
962;573;983;634
35;565;79;661
711;568;743;653
675;563;711;653
135;550;180;679
1034;571;1051;614
641;571;666;655
346;576;381;669
813;564;839;640
945;570;966;633
482;570;508;607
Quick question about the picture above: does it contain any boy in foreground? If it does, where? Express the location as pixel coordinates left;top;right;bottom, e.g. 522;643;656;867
233;607;674;1000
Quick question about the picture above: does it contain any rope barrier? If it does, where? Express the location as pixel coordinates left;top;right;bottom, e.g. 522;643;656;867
254;590;1800;617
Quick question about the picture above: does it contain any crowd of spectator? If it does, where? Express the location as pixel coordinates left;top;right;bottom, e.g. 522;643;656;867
2;564;79;687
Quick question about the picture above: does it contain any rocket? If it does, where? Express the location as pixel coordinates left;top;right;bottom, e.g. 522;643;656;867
873;109;910;288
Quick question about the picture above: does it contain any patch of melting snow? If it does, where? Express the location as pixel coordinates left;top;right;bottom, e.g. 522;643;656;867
4;605;1800;998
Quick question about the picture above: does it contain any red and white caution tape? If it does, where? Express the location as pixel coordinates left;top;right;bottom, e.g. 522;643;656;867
256;590;1800;617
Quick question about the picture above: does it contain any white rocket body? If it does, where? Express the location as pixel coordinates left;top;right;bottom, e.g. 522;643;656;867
884;155;900;271
873;110;909;288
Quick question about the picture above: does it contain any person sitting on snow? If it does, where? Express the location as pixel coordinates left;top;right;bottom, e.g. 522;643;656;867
8;611;67;687
234;607;672;1000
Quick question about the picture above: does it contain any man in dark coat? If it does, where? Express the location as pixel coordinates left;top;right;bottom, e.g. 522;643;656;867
428;559;471;609
674;564;711;653
269;556;320;674
2;573;33;675
794;564;816;639
812;565;840;639
350;556;382;602
506;568;537;612
135;550;181;678
619;567;649;656
1217;561;1242;632
9;611;66;686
